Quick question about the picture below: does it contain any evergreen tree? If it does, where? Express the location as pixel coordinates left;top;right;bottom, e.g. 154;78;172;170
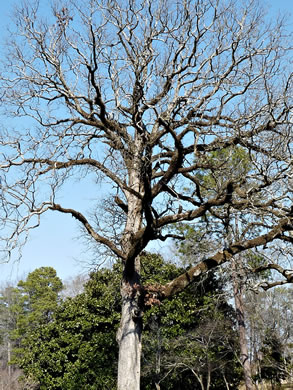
10;267;63;373
23;268;120;389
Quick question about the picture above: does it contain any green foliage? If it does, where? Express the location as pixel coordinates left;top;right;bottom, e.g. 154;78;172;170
11;267;63;366
12;267;63;331
196;146;252;198
174;223;219;267
9;257;241;389
16;267;121;389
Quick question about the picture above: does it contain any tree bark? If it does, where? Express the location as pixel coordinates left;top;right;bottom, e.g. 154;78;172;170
117;252;142;389
117;280;142;390
117;176;144;389
232;259;254;390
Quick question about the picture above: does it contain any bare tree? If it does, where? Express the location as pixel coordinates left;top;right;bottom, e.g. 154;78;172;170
61;274;88;298
245;286;293;385
0;0;292;388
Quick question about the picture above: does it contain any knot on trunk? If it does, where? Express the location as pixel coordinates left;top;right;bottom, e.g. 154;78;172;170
122;281;165;308
132;308;143;322
143;284;165;307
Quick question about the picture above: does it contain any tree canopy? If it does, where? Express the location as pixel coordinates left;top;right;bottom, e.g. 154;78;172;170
0;0;292;286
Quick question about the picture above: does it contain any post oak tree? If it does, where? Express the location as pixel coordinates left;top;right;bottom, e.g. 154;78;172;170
0;0;293;388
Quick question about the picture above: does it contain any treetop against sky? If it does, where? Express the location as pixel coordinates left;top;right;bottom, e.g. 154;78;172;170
0;0;291;284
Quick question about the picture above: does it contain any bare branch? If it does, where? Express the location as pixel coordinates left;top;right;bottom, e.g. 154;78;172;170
161;215;293;298
49;203;125;260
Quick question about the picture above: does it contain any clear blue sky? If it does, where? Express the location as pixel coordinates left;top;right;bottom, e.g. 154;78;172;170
0;0;292;284
0;3;94;283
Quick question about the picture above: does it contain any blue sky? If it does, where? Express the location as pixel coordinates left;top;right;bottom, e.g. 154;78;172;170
0;0;292;284
0;5;88;283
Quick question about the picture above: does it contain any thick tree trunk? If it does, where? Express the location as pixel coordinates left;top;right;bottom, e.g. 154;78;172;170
232;259;254;390
117;282;142;390
116;139;148;389
236;293;254;390
117;189;144;389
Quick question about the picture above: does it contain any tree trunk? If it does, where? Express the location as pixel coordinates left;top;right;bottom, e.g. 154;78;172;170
116;139;148;389
232;259;254;390
117;188;144;390
155;327;162;390
7;339;11;388
206;364;211;390
117;280;142;390
237;298;254;390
